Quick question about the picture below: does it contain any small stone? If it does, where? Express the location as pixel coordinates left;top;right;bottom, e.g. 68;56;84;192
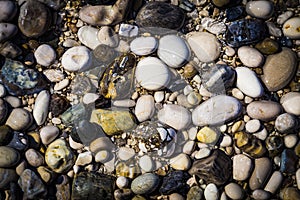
113;99;135;107
135;57;170;91
201;17;227;35
220;135;232;147
43;69;64;82
97;26;119;47
277;11;294;25
0;23;18;43
25;148;44;167
40;125;59;145
61;46;92;72
131;173;159;195
0;125;13;145
0;146;20;167
119;24;138;37
283;17;300;39
275;113;298;133
95;150;111;163
252;189;271;200
0;84;6;97
169;193;185;200
197;127;219;144
247;101;282;121
154;91;165;103
264;171;283;194
130;37;157;56
37;166;55;183
33;90;50;126
249;157;272;190
34;44;56;66
187;186;203;200
116;176;129;189
212;0;230;7
0;99;8;124
237;46;264;68
170;153;191;170
187;32;221;63
89;137;115;153
75;151;93;166
50;94;70;117
6;108;33;131
187;92;202;106
232;154;252;181
159;171;190;195
135;95;155;122
280;149;298;174
225;183;244;200
139;155;154;172
183;140;196;155
246;0;274;19
0;168;18;188
204;183;219;200
246;119;261;133
280;92;300;116
0;1;17;22
158;35;190;68
118;147;135;161
82;93;99;105
54;79;69;91
77;26;100;49
255;38;280;55
284;134;298;148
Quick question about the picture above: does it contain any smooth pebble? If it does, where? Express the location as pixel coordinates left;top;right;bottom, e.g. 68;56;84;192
135;95;155;122
246;0;274;19
225;183;244;200
33;90;50;126
139;155;154;172
204;183;219;200
282;17;300;39
34;44;56;66
237;46;264;68
77;26;100;49
170;153;191;170
233;154;252;181
61;46;92;72
97;26;119;47
247;101;282;121
130;37;157;56
249;157;272;190
40;125;59;145
280;92;300;116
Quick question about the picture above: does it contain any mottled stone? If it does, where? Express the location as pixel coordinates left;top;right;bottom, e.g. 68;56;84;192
131;173;159;195
283;17;300;39
280;187;300;200
0;99;8;124
275;113;298;133
255;38;279;55
187;186;203;200
247;101;282;121
50;94;70;117
0;168;18;188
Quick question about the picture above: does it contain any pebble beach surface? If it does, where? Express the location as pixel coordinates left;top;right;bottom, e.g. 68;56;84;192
0;0;300;199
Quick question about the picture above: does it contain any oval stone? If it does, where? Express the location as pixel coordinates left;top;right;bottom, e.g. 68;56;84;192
18;0;51;37
77;26;101;49
246;1;274;19
283;17;300;39
249;157;272;190
280;92;300;116
61;46;92;72
237;46;264;68
33;90;50;126
192;95;242;126
233;154;252;181
0;23;18;43
261;48;297;91
225;183;244;200
131;173;160;195
158;35;190;68
247;101;282;121
6;108;33;131
235;67;264;98
136;2;185;30
0;168;18;188
0;146;20;167
130;37;157;56
0;1;17;22
135;95;155;122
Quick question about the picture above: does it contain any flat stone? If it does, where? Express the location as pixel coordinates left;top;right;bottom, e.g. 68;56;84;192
43;69;64;82
18;0;51;37
238;46;264;68
25;148;44;167
233;154;252;181
235;67;264;98
90;109;136;136
135;57;170;91
264;171;283;194
197;127;220;144
187;32;221;63
0;1;17;22
249;157;272;190
33;90;50;126
246;0;274;19
275;113;298;133
261;48;297;91
0;168;18;188
135;95;155;122
77;26;100;49
277;11;294;25
192;95;242;126
204;183;219;200
0;146;20;167
201;17;227;35
247;100;282;121
136;2;185;30
0;23;18;43
130;37;157;56
131;173;159;195
61;46;92;72
97;26;119;47
158;104;191;130
280;92;300;116
283;17;300;39
34;44;56;66
158;35;190;68
225;183;244;200
89;137;115;153
113;99;136;107
40;125;59;145
170;153;191;170
6;108;33;131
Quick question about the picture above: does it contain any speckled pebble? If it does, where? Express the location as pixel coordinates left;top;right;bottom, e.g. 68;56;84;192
275;113;298;133
34;44;56;66
282;17;300;39
40;125;59;145
280;92;300;116
131;173;159;195
25;148;44;167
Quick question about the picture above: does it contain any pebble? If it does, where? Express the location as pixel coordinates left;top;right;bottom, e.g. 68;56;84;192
0;146;20;167
280;92;300;116
277;11;294;25
54;79;69;91
40;125;59;145
136;2;185;30
0;23;18;43
95;150;110;163
280;149;298;174
97;26;119;47
158;35;190;68
232;154;252;181
6;108;33;131
225;183;244;200
77;26;100;49
43;69;64;82
118;24;139;37
246;0;274;19
187;186;203;200
131;173;159;195
89;137;115;153
82;93;100;105
33;90;50;126
34;44;56;66
45;139;75;173
261;48;297;91
187;32;221;63
201;17;227;35
255;38;280;55
158;104;191;130
192;95;242;126
135;57;170;91
284;134;298;148
235;67;264;98
37;166;55;184
170;153;191;170
61;46;92;72
264;171;283;194
197;126;219;144
237;46;264;68
187;92;201;105
249;157;272;190
113;99;136;107
0;168;17;188
25;148;44;167
247;100;282;121
135;95;155;122
116;176;129;189
0;1;17;22
139;155;154;172
212;0;230;7
280;187;300;200
297;169;300;190
75;151;93;166
220;135;232;147
169;193;185;200
0;84;6;97
204;183;219;200
118;147;135;161
130;37;157;56
282;17;300;39
252;189;271;200
275;113;298;133
0;99;8;124
183;140;196;155
160;171;190;194
4;96;21;108
245;119;261;133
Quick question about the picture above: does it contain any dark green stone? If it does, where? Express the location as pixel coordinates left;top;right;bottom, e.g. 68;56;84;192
255;38;280;55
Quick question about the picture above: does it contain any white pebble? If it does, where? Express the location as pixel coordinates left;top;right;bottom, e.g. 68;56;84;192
139;155;154;172
245;119;261;133
116;176;129;189
284;134;298;148
204;183;219;200
130;37;157;56
61;46;92;72
83;93;99;105
34;44;56;66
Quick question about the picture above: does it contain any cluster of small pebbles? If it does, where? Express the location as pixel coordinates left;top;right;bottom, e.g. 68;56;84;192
0;0;300;199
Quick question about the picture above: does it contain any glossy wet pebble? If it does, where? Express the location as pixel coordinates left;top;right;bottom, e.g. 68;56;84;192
262;48;297;91
40;125;59;145
247;101;282;121
131;173;159;195
78;26;101;49
280;92;300;116
34;44;56;67
0;146;20;167
283;17;300;39
0;1;17;22
61;46;92;72
158;35;190;68
0;168;17;188
135;57;170;91
237;46;264;68
130;37;157;56
192;95;242;126
246;1;274;19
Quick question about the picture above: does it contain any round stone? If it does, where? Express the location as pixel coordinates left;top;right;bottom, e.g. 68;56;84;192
116;176;129;189
284;134;298;148
212;0;230;7
130;37;157;56
197;127;219;144
135;57;170;91
237;46;264;68
75;151;93;166
117;147;135;161
97;26;119;47
34;44;56;66
25;148;44;167
275;113;298;133
131;173;160;195
252;189;271;200
0;146;20;167
187;32;221;63
77;26;100;49
247;101;282;121
204;183;219;200
233;154;252;181
246;1;274;19
0;1;17;22
139;155;154;172
135;95;155;122
225;183;244;200
92;44;116;63
89;137;115;153
157;35;190;68
40;125;59;145
283;17;300;39
255;38;280;55
170;153;191;170
61;46;92;72
280;92;300;116
235;67;264;98
95;150;110;163
245;119;261;133
6;108;33;131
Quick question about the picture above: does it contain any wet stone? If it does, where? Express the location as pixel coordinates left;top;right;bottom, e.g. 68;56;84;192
0;1;17;22
189;149;232;185
18;0;51;37
280;149;298;174
6;108;33;131
226;6;245;22
247;101;282;122
187;186;203;200
226;19;267;47
131;173;159;195
0;41;22;59
7;131;28;151
93;44;117;63
136;2;185;30
255;38;280;55
0;168;18;189
246;0;274;19
160;171;190;195
0;146;20;168
249;157;272;190
0;99;8;124
0;125;13;145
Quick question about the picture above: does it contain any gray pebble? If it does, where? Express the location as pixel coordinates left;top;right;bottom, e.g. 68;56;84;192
245;119;261;133
6;108;33;131
4;96;21;108
40;125;59;145
131;173;159;195
0;23;18;43
247;101;282;121
275;113;298;133
0;1;17;22
0;146;20;167
97;26;119;47
224;183;244;200
25;148;44;167
34;44;56;66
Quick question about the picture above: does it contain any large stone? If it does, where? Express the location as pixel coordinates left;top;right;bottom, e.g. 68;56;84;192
249;157;272;190
0;146;20;167
90;109;136;136
261;48;297;91
131;173;159;195
0;1;17;22
159;171;190;195
247;101;282;121
280;92;300;116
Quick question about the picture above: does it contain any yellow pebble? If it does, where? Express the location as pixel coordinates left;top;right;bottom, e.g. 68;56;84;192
197;127;218;144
